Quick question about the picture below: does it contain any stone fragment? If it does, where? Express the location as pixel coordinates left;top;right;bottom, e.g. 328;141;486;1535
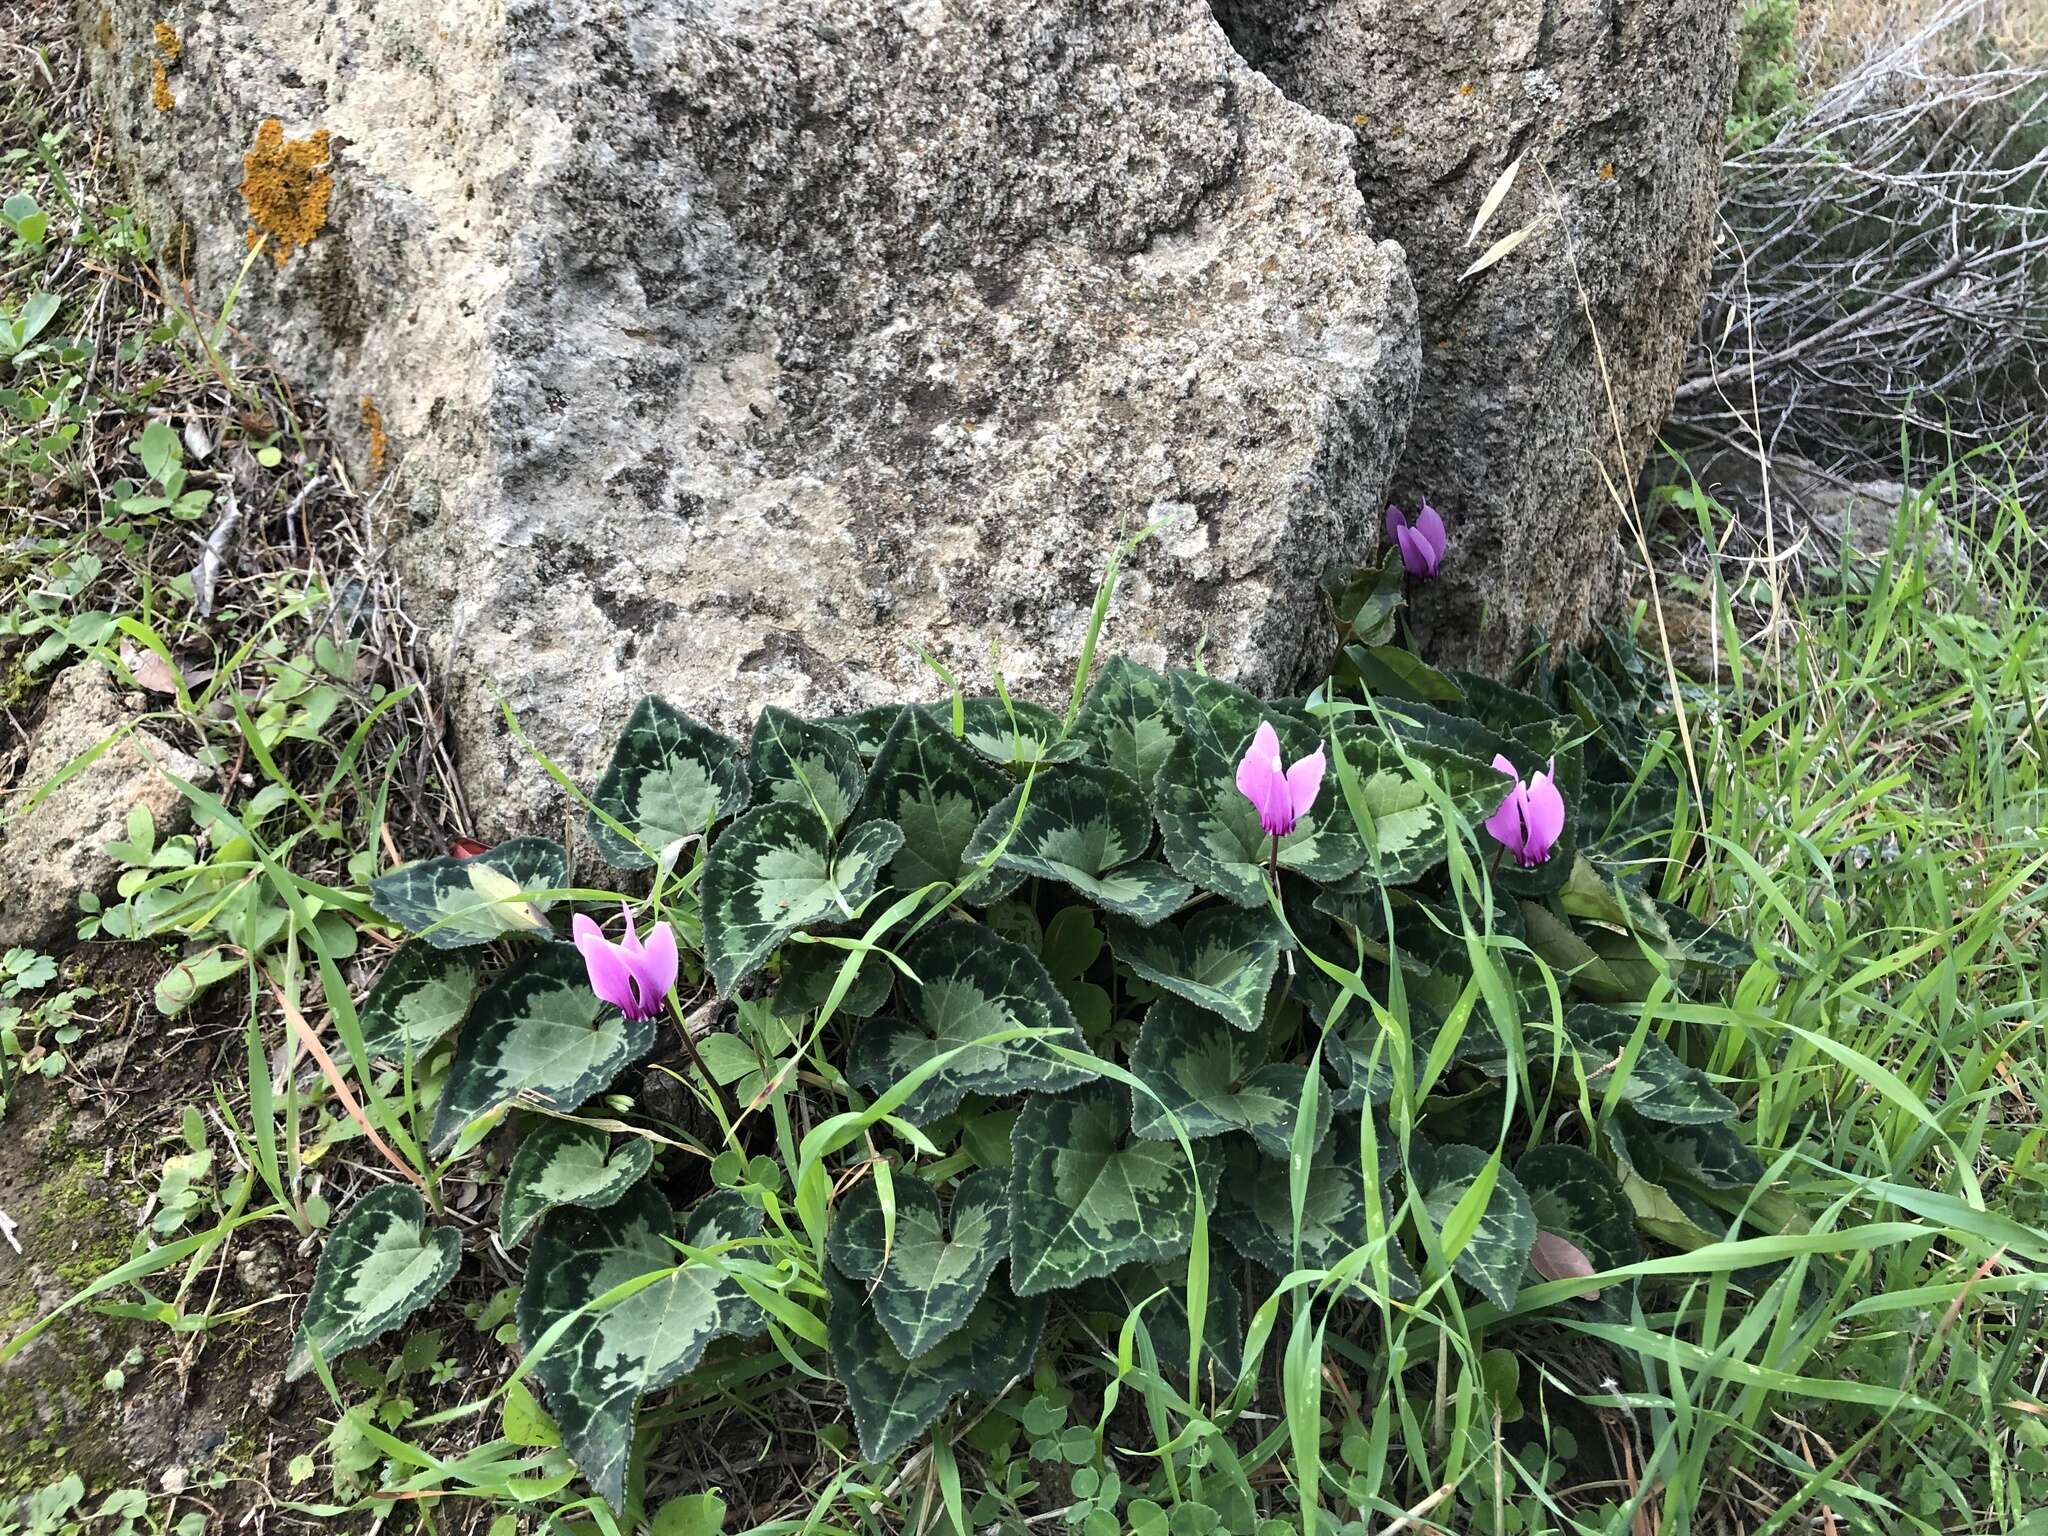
0;664;209;948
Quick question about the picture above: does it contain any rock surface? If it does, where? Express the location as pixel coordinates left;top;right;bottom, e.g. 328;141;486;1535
84;0;1420;832
0;666;208;948
1213;0;1742;670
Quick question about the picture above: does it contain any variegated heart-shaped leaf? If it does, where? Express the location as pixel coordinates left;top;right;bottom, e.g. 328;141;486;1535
1071;656;1180;802
1128;998;1330;1158
1007;1083;1221;1296
967;763;1190;925
1416;1143;1538;1310
287;1186;460;1381
958;696;1088;766
1154;676;1364;906
1215;1120;1416;1296
845;921;1095;1125
823;705;908;760
775;935;897;1019
429;943;656;1153
825;1168;1009;1358
1514;1143;1641;1304
368;837;567;949
854;706;1022;900
748;706;862;832
827;1266;1044;1463
587;696;750;869
518;1187;766;1510
358;942;481;1058
500;1119;656;1246
700;804;904;995
1564;1006;1740;1125
1105;906;1283;1032
1073;1260;1245;1388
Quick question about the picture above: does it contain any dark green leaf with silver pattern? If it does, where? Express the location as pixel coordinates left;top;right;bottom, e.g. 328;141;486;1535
1105;906;1283;1032
827;1266;1044;1462
429;943;655;1154
748;706;862;832
825;1169;1009;1359
287;1186;460;1381
958;697;1088;766
586;696;750;869
368;837;567;950
517;1187;766;1510
1071;657;1180;801
1007;1082;1222;1296
1416;1143;1539;1310
499;1119;656;1247
1128;998;1330;1158
845;921;1095;1125
700;804;904;995
855;705;1023;900
968;764;1190;925
358;942;481;1057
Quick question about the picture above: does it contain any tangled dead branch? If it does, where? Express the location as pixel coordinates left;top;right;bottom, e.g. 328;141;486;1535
1674;0;2048;508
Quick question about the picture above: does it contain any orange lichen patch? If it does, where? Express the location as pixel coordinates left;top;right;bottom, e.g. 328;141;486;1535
360;395;388;475
1458;81;1474;95
239;119;333;267
151;59;173;113
1599;161;1616;180
153;21;181;61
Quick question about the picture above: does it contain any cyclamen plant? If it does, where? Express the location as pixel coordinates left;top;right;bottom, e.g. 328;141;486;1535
297;555;1760;1517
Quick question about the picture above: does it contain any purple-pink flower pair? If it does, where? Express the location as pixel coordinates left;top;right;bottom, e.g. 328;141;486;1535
1386;502;1447;579
1485;755;1565;867
1236;722;1325;838
572;906;678;1022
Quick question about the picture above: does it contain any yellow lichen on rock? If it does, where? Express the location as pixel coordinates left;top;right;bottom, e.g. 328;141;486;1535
360;395;388;475
150;21;180;113
239;119;333;268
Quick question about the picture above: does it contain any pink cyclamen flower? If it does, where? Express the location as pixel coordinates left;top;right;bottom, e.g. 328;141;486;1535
1385;502;1448;579
571;906;678;1022
1235;722;1326;839
1485;754;1566;867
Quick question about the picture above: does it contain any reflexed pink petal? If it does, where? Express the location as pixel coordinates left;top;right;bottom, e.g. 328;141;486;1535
1415;501;1447;565
1522;762;1567;862
1484;783;1529;861
1393;526;1428;577
1491;753;1519;779
1237;722;1294;836
1529;1230;1600;1300
1285;744;1326;823
572;913;636;1013
1384;503;1406;544
638;921;680;1011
